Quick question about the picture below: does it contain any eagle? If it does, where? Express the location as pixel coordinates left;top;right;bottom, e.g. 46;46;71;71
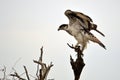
58;10;106;52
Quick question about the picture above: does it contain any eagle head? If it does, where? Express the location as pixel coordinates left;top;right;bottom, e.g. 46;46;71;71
58;24;68;31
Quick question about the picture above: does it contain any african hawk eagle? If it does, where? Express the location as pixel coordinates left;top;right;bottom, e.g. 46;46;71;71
58;10;106;52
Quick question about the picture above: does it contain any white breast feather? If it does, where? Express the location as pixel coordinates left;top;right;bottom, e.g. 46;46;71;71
68;20;82;36
68;21;89;43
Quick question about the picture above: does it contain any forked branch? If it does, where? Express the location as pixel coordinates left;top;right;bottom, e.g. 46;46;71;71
33;47;53;80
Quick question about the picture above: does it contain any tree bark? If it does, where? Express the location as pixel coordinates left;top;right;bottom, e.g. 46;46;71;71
67;44;85;80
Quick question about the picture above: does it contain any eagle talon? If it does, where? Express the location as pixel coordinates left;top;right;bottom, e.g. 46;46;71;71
74;45;84;56
74;45;81;51
75;45;80;48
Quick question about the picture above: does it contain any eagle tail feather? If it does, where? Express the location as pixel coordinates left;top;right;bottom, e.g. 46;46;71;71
95;29;105;37
87;34;106;49
98;42;106;50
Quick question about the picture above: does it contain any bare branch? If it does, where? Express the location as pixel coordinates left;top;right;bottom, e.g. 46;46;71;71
67;43;75;49
33;46;53;80
23;66;30;80
35;46;44;80
42;62;53;80
5;46;53;80
40;46;43;62
10;72;25;80
36;62;40;79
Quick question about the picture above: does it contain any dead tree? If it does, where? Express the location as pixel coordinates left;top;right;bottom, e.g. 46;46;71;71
67;44;85;80
10;47;53;80
33;47;53;80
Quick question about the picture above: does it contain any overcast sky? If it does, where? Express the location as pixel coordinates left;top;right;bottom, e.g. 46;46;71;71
0;0;120;80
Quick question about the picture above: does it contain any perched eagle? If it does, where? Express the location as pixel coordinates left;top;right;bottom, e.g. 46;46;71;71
58;10;106;52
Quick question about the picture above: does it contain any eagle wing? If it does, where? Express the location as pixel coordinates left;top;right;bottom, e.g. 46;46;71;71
69;10;93;30
74;11;105;36
72;11;93;22
65;10;105;36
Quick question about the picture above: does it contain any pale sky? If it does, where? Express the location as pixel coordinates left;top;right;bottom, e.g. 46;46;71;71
0;0;120;80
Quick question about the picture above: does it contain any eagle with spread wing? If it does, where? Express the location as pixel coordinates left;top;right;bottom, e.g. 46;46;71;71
58;10;106;52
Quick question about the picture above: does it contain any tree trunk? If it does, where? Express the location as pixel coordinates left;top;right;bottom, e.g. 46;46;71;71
68;44;85;80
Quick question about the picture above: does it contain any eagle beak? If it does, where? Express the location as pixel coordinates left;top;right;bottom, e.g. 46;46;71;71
58;28;60;31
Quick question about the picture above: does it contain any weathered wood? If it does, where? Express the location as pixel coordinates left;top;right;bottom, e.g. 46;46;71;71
67;44;85;80
33;47;53;80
